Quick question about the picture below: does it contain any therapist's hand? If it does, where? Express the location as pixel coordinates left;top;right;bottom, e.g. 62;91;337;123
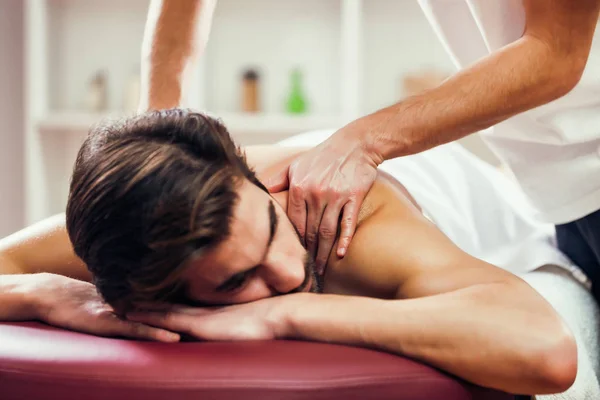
267;123;381;273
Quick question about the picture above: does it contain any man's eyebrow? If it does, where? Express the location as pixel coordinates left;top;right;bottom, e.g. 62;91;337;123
215;200;279;292
266;199;278;250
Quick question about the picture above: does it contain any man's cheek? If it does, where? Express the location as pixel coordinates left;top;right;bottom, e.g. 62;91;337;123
233;280;274;303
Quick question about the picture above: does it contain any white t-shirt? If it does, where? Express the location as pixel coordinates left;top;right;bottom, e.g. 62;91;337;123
418;0;600;224
278;129;585;281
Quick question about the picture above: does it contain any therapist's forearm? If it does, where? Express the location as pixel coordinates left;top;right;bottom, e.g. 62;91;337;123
363;35;587;160
139;0;216;112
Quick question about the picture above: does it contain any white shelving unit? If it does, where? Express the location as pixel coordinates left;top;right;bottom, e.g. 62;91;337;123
25;0;458;224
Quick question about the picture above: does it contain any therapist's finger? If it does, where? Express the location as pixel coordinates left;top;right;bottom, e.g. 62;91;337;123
266;166;290;193
305;196;326;257
337;198;361;257
315;202;342;274
288;183;308;244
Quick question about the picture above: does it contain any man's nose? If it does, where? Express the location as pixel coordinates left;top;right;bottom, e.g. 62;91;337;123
262;254;305;294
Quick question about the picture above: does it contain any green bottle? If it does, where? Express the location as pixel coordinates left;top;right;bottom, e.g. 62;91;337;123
286;69;307;114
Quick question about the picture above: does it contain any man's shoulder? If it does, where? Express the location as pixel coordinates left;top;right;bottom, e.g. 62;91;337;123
322;172;430;298
245;145;310;178
357;170;423;226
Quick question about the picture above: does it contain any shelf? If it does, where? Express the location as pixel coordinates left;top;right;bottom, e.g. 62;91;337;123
205;0;342;114
37;110;121;133
37;110;346;136
361;0;455;114
47;0;149;111
46;0;343;115
218;112;345;135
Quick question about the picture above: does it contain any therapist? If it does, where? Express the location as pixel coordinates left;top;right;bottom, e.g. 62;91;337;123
140;1;600;298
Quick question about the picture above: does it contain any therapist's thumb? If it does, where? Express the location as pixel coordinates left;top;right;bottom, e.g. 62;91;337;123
266;166;290;193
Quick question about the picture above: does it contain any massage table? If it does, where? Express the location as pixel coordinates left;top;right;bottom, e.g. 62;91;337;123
0;321;523;399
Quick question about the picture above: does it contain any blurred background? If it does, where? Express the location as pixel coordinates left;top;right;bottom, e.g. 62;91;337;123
1;0;598;237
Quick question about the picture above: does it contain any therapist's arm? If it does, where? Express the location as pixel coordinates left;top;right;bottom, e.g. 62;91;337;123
365;0;600;159
266;0;600;262
138;0;216;112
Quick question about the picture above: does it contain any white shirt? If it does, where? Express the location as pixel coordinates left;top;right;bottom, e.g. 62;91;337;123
418;0;600;224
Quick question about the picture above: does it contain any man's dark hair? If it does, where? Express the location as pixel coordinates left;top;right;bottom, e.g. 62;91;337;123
66;109;266;312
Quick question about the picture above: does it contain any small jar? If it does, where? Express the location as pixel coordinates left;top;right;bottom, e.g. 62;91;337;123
241;69;260;113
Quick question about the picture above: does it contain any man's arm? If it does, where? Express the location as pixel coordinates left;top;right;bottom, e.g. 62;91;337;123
0;216;179;341
0;214;88;280
138;0;217;111
128;180;578;393
0;214;88;320
0;274;42;321
284;182;577;395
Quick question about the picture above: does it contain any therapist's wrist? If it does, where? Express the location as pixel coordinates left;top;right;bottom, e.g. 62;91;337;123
336;115;387;167
363;101;427;161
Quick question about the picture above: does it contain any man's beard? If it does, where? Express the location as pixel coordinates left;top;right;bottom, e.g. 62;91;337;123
287;252;323;294
288;222;323;294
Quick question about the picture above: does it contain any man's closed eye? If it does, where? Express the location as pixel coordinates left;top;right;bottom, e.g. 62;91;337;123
215;200;279;294
217;268;256;293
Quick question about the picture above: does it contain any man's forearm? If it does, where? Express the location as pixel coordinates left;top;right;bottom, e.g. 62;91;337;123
139;0;216;111
0;274;41;321
363;34;589;160
283;282;576;395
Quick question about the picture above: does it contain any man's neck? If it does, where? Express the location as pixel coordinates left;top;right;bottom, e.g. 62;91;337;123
271;191;290;214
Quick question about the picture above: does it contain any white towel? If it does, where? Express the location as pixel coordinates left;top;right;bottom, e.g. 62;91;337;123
523;266;600;400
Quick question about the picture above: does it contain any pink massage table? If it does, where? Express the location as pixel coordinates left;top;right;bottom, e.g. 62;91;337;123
0;321;523;399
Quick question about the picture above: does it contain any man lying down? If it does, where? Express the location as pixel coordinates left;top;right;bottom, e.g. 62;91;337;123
0;109;598;397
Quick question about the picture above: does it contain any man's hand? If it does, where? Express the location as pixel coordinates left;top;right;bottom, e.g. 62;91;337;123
267;124;381;273
126;295;299;341
31;273;180;342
